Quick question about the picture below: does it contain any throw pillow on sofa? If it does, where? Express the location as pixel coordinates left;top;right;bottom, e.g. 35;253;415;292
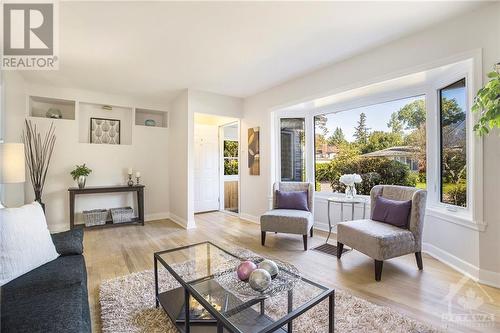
0;201;59;286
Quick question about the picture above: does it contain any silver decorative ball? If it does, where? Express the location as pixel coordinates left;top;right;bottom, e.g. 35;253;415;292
258;259;279;279
249;269;271;292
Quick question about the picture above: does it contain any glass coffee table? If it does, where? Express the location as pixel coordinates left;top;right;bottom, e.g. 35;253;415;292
154;241;334;333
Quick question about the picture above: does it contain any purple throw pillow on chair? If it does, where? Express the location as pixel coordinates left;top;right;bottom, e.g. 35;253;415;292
275;190;309;211
372;195;412;228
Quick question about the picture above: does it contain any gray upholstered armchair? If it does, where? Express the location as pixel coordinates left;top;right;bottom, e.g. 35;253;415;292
337;185;427;281
260;182;314;250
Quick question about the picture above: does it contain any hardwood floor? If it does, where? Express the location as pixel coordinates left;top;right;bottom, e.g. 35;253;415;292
84;212;500;332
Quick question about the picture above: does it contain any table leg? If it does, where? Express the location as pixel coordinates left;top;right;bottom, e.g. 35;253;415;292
287;289;293;333
154;256;159;308
69;192;75;229
340;203;344;222
326;201;332;243
260;299;265;315
217;321;223;333
138;188;145;225
351;202;355;220
363;202;367;219
329;291;335;333
185;289;190;333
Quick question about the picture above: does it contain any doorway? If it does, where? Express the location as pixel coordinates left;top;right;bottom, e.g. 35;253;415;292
193;113;239;214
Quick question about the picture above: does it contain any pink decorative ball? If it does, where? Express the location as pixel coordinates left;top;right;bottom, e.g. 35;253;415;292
237;260;257;281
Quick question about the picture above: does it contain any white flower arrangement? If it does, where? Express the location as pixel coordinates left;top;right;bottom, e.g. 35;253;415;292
339;173;362;186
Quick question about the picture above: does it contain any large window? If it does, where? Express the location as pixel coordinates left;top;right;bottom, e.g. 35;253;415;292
439;78;467;207
281;118;305;181
314;96;426;194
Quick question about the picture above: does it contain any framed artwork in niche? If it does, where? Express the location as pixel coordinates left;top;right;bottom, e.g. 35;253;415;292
248;127;260;175
90;118;121;144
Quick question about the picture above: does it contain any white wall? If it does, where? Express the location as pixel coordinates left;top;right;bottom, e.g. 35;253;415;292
1;72;27;207
168;90;195;228
2;81;170;231
241;3;500;286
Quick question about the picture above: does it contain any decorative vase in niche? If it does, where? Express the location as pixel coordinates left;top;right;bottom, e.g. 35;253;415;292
77;176;86;189
345;184;356;199
46;108;62;119
145;119;156;127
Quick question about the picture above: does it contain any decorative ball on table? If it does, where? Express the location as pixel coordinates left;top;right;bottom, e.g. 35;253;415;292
236;260;257;281
249;269;272;292
258;259;279;279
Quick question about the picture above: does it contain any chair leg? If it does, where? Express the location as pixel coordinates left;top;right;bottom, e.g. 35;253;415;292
374;260;383;281
337;242;344;259
261;231;266;246
310;227;313;237
415;252;423;270
303;235;308;251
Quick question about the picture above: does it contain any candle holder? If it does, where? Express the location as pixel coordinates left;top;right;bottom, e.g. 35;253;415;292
136;176;141;185
127;174;134;186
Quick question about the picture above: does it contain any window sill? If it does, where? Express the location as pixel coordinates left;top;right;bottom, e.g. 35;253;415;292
425;206;487;232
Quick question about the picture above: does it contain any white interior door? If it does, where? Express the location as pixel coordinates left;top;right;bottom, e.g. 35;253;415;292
194;124;220;213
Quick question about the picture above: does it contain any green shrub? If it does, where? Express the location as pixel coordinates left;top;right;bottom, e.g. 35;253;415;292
315;157;414;195
224;159;238;175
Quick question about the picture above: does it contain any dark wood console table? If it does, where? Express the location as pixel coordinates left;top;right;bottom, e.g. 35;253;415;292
69;185;145;229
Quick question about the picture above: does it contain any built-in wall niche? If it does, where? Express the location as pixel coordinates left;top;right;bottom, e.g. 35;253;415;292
29;96;76;120
78;102;133;145
135;108;168;128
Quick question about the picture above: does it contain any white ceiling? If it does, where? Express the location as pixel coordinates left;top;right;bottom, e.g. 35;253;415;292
20;1;487;102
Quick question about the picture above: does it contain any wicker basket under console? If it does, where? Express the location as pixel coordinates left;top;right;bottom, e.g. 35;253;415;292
110;207;135;223
83;209;108;227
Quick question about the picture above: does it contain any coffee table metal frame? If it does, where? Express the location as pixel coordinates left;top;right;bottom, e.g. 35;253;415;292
154;241;334;333
326;197;367;243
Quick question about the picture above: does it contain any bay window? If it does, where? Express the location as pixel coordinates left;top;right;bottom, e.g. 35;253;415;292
274;59;480;223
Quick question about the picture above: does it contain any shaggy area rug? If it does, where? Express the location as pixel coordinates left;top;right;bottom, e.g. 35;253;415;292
100;254;440;333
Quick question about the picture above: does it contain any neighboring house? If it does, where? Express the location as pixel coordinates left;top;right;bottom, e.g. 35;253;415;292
315;143;339;163
361;146;420;171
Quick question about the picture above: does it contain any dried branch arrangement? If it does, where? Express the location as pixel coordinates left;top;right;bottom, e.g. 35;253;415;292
22;120;56;206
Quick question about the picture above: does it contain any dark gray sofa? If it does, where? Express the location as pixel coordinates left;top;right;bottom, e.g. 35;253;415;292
1;228;91;333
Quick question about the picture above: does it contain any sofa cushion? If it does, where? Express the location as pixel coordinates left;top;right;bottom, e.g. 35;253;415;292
51;228;84;256
261;209;313;235
1;255;90;333
275;190;309;211
372;195;412;228
337;219;416;260
0;202;59;286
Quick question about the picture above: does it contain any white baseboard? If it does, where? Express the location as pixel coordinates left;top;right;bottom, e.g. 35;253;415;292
239;213;259;224
145;212;170;222
423;242;500;288
169;212;196;229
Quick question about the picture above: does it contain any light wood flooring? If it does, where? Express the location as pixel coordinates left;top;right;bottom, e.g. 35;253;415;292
84;212;500;332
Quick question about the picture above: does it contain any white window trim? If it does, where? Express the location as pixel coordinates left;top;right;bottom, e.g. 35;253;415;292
272;53;484;230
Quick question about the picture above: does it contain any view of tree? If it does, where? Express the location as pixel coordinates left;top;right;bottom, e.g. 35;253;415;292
393;99;426;129
362;131;403;154
353;112;370;144
328;127;346;146
387;112;404;134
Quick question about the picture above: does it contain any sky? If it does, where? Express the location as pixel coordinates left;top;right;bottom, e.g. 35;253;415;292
321;87;466;142
322;95;424;142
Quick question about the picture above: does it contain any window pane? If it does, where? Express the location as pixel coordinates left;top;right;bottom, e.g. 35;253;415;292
314;96;426;194
281;118;305;181
440;78;467;207
224;158;238;175
224;140;238;158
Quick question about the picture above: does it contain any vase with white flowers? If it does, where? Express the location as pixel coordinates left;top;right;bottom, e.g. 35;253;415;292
339;174;362;199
